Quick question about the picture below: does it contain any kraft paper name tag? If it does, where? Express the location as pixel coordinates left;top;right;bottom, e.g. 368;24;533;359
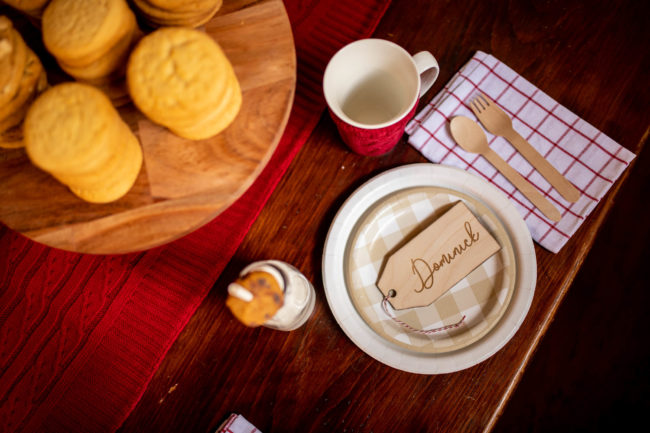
377;201;501;310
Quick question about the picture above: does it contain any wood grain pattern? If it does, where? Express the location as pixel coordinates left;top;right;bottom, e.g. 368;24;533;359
0;0;296;254
495;142;650;432
110;0;648;432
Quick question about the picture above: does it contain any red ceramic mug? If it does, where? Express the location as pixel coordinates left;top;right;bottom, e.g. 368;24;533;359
323;39;439;156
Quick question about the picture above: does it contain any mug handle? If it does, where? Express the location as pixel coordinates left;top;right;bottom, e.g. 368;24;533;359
412;51;439;97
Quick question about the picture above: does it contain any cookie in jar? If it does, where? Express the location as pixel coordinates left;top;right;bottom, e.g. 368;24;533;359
226;260;316;331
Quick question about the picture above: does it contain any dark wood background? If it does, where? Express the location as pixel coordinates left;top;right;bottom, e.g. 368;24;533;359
116;0;649;432
495;139;649;432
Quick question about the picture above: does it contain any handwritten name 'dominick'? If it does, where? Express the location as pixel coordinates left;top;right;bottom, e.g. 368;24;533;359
411;221;479;293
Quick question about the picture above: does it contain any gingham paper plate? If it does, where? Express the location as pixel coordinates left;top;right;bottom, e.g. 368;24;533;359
323;163;536;374
346;186;516;354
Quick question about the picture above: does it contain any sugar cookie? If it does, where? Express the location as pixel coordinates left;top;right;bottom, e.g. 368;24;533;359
0;16;48;149
127;27;241;139
42;0;132;62
42;0;136;105
132;0;221;28
24;83;142;203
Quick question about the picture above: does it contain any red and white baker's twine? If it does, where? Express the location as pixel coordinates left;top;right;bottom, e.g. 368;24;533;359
381;296;466;334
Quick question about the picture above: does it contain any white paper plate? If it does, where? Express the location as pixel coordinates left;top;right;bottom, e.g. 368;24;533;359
322;163;536;374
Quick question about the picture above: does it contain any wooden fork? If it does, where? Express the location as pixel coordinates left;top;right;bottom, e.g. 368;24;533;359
469;92;580;203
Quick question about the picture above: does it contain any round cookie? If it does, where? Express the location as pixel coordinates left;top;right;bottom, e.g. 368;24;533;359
0;48;43;121
168;70;241;140
127;27;241;139
24;82;142;203
57;15;136;80
0;16;48;149
67;123;143;203
42;0;133;63
133;0;218;18
24;82;121;174
147;0;219;13
52;119;129;187
133;0;222;28
226;271;284;327
127;27;229;119
0;70;44;133
154;2;222;28
0;18;28;107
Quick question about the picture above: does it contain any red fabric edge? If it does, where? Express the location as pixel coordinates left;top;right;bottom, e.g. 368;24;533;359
1;1;393;432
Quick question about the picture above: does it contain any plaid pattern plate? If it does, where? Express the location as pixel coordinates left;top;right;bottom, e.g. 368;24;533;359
345;186;516;353
323;163;536;374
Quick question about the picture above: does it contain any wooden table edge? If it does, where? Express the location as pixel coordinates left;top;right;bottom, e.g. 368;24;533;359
485;126;649;432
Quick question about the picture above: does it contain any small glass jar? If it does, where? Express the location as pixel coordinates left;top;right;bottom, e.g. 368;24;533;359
233;260;316;331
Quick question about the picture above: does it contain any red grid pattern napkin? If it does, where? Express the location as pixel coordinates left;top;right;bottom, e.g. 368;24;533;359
215;413;262;433
405;51;636;253
0;1;392;432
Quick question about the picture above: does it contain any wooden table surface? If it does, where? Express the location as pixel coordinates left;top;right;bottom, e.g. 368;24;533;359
117;0;649;432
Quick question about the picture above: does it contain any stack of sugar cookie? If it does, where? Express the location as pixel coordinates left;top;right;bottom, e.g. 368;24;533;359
24;83;143;203
132;0;222;28
2;0;51;19
0;16;48;149
127;27;241;140
41;0;138;105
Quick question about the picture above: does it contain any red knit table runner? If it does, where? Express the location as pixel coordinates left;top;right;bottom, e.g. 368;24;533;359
0;1;391;431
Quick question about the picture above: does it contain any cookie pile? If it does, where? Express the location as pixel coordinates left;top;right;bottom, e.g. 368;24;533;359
42;0;138;105
127;26;241;140
24;83;143;203
132;0;222;28
3;0;243;203
0;16;47;149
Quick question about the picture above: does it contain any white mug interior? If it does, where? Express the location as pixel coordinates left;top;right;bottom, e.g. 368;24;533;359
323;39;420;129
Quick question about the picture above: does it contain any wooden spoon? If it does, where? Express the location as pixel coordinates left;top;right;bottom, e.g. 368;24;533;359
469;92;580;202
450;116;562;222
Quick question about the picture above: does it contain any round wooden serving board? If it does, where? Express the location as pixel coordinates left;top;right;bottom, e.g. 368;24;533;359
0;0;296;254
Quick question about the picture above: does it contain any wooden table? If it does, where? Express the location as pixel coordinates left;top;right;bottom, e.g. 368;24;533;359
117;0;649;431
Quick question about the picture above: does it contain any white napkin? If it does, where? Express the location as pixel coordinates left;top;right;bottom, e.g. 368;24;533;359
215;413;262;433
406;51;636;253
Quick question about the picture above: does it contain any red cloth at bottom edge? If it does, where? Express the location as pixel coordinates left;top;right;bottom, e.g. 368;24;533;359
0;0;392;431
